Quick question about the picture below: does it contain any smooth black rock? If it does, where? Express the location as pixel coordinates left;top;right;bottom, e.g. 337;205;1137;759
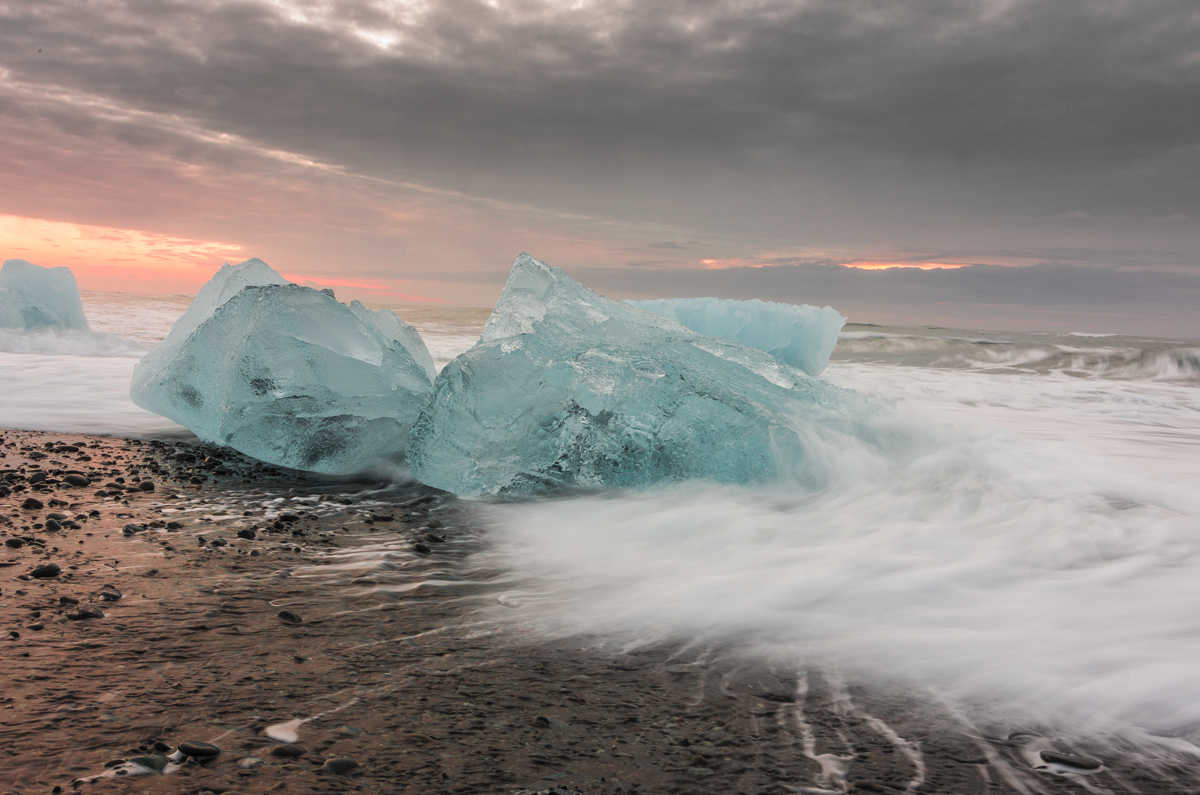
127;754;169;771
31;563;61;578
99;589;122;601
166;521;183;530
178;741;221;758
370;514;394;522
4;538;24;548
322;757;360;774
137;481;155;492
237;528;257;540
1040;750;1102;770
62;475;91;487
413;542;432;554
44;519;62;531
20;497;44;510
59;595;80;605
269;743;306;758
28;472;47;484
174;452;196;462
69;604;105;620
277;610;303;625
47;512;68;520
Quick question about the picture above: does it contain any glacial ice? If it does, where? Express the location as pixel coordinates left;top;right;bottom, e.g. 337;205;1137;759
0;259;88;330
130;259;435;474
407;253;870;497
627;297;844;376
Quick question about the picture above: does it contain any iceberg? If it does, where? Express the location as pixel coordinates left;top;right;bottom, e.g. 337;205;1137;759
407;253;870;497
627;297;844;376
0;259;88;330
131;259;435;474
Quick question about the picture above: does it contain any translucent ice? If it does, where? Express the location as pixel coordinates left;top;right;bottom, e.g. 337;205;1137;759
131;261;435;474
0;259;88;330
627;297;844;375
407;253;871;497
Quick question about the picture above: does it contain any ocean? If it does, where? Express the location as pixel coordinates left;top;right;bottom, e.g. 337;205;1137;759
2;292;1199;745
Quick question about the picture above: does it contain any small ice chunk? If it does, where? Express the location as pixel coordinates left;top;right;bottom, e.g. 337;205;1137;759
627;297;845;375
131;261;435;474
0;259;88;330
407;253;870;497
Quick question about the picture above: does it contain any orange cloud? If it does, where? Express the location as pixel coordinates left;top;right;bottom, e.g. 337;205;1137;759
0;214;244;293
842;261;968;270
285;273;445;304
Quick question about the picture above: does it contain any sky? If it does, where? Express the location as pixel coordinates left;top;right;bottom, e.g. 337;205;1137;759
0;0;1198;336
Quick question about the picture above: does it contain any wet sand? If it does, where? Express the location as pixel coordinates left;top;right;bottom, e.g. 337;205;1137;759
2;429;1197;795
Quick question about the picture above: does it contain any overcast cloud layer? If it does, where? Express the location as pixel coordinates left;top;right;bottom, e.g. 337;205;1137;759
0;0;1197;334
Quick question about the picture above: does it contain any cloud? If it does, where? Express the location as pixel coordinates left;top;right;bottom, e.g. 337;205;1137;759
0;0;1196;333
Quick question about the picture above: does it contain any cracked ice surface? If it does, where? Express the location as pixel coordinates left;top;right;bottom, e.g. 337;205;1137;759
627;296;845;376
130;259;435;474
407;253;874;497
0;259;89;330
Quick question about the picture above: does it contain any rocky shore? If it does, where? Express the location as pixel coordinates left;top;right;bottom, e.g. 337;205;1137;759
2;429;1196;795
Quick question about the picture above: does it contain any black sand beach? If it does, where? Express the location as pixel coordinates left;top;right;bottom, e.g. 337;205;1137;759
2;429;1195;795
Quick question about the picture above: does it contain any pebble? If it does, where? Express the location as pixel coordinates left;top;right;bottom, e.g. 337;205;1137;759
277;610;303;625
69;605;105;620
59;595;80;605
44;519;62;531
4;538;24;549
31;563;61;578
237;528;257;540
239;757;265;769
413;542;432;554
21;497;44;510
166;521;184;530
1040;750;1102;770
370;514;394;522
127;754;169;772
137;481;156;492
178;740;222;758
269;744;306;758
63;475;91;487
321;757;360;775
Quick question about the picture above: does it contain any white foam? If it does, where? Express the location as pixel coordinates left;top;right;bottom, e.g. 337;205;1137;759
472;366;1200;734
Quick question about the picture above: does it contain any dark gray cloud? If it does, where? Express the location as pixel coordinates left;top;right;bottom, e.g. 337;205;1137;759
0;0;1197;333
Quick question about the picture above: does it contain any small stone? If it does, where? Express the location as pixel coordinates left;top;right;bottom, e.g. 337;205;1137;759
534;716;551;728
413;542;432;554
99;589;122;601
47;512;68;520
239;757;265;769
137;481;156;492
20;497;44;510
63;475;91;487
27;622;44;631
277;610;303;625
44;519;62;531
166;521;183;530
31;563;61;578
209;537;228;547
237;528;257;540
269;744;306;758
122;523;144;536
4;538;24;549
370;514;394;522
178;740;222;758
59;595;80;605
69;604;105;620
127;754;169;772
1039;750;1102;770
338;725;362;736
322;757;360;775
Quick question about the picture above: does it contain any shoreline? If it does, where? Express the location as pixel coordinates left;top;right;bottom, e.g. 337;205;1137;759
2;428;1195;794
